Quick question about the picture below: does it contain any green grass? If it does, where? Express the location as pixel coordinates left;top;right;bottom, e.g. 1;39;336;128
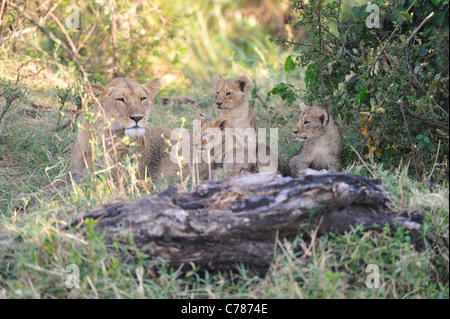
0;34;448;299
0;77;448;298
0;178;448;298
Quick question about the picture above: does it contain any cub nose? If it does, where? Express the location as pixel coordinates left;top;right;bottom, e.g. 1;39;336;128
293;129;298;134
216;102;222;108
130;116;143;124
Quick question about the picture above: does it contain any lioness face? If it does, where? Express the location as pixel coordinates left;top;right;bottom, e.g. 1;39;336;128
90;77;161;137
293;105;330;141
193;114;230;150
213;74;250;112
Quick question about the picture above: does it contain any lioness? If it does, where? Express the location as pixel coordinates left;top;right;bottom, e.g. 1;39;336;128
287;102;342;178
193;114;280;180
70;77;180;184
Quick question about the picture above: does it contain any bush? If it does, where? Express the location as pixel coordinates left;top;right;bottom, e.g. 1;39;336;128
0;78;28;129
270;0;449;182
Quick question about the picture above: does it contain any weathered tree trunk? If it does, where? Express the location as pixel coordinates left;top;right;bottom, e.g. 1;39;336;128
70;173;423;269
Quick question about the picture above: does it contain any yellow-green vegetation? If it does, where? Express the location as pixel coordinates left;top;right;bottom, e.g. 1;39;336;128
0;0;448;298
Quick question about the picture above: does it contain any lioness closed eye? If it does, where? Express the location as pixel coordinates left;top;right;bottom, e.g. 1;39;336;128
287;102;343;178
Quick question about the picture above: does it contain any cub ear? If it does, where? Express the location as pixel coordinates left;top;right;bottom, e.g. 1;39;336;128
143;77;161;100
315;108;330;127
196;113;206;121
87;84;107;98
213;74;223;87
214;115;231;131
235;75;250;93
299;101;310;112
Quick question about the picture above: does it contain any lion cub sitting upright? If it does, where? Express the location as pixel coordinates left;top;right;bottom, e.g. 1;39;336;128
213;74;256;130
208;74;263;178
287;102;342;178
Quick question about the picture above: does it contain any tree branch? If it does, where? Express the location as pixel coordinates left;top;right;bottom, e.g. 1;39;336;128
11;4;85;77
406;12;435;45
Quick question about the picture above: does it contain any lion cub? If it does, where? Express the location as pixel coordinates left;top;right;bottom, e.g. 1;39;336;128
193;114;280;180
287;102;342;178
213;74;256;130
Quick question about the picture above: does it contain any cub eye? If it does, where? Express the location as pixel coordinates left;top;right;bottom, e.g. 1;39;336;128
303;120;309;125
140;96;147;102
116;97;125;103
225;92;232;96
216;91;219;95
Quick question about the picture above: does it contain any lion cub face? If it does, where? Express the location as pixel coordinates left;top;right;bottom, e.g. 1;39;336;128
213;74;250;112
293;102;330;141
90;77;161;137
193;114;230;150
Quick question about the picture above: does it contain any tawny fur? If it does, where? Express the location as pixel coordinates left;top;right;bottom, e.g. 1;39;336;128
287;102;342;178
194;114;281;180
213;74;256;130
69;77;182;184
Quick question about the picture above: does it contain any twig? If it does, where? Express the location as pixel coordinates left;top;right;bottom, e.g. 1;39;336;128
11;4;85;77
349;145;377;179
397;97;420;180
406;12;435;45
76;21;97;54
39;0;60;21
15;58;34;85
147;0;166;25
55;110;82;132
406;116;449;130
321;24;360;60
83;67;123;191
406;63;447;115
359;0;418;80
109;0;119;79
428;139;441;180
46;10;80;59
0;0;7;25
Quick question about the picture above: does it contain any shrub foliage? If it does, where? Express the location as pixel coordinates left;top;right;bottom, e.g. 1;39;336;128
270;0;449;181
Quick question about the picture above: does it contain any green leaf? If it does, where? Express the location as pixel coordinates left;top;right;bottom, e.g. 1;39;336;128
418;140;425;149
267;82;296;102
423;136;430;143
358;84;367;103
284;55;295;72
416;134;424;140
399;11;412;23
427;143;434;152
431;0;441;6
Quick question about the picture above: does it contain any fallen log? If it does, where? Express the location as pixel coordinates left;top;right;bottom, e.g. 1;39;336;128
70;173;423;269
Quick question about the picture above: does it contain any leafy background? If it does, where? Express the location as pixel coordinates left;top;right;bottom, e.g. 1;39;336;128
0;0;448;298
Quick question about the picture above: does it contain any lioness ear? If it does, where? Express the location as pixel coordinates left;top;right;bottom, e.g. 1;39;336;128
235;75;250;93
315;108;329;127
299;101;310;112
143;77;161;100
214;115;230;131
88;84;107;98
213;74;223;87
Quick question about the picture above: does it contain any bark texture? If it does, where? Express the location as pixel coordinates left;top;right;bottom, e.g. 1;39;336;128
70;173;423;269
